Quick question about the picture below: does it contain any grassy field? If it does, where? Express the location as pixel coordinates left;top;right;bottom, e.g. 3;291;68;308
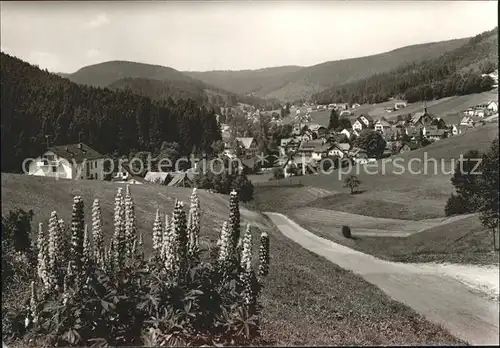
293;213;499;266
306;90;498;126
1;173;464;345
257;122;498;220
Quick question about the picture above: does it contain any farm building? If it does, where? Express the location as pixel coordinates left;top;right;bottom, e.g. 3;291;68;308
28;143;105;180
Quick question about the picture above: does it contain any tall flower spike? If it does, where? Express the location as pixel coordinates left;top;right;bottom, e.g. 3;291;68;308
36;223;49;291
163;214;176;273
217;221;232;267
83;224;92;272
173;201;188;276
161;214;170;261
240;224;255;306
229;190;241;250
113;188;126;271
92;199;105;266
63;261;73;306
29;281;38;326
152;209;163;258
70;196;85;277
187;188;201;261
57;218;68;274
258;231;270;277
124;185;137;257
47;211;61;291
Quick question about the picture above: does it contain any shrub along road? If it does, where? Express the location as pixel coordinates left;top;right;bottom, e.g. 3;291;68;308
265;212;500;345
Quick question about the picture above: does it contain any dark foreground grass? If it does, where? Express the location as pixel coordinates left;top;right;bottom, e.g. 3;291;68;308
1;173;465;345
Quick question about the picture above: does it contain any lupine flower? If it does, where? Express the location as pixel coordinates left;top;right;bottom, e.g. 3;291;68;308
163;213;177;274
70;196;85;276
83;224;92;272
160;214;170;260
92;199;105;266
229;190;241;250
57;218;68;274
136;231;144;261
113;188;126;271
173;201;188;276
124;185;137;257
62;261;74;307
36;223;49;292
217;221;233;270
187;188;201;261
240;224;255;306
152;209;163;258
28;281;38;326
47;211;62;291
258;231;270;277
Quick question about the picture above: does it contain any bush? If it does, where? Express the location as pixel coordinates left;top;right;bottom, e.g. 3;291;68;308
194;170;254;201
2;208;34;253
7;187;270;346
272;167;284;180
341;225;352;239
445;194;474;216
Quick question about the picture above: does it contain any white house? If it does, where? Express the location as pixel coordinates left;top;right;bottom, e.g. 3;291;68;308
28;143;105;180
328;143;351;158
341;128;359;139
352;120;364;131
487;101;498;113
374;120;391;133
473;108;486;118
235;137;258;159
394;102;407;110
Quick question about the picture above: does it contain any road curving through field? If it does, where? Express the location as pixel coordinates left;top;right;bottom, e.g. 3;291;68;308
265;212;499;345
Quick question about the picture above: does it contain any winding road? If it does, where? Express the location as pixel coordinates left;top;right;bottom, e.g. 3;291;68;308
265;212;499;345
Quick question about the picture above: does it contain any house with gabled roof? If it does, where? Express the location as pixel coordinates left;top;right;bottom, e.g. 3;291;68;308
28;143;105;180
353;114;373;131
411;105;434;126
233;137;258;159
374;120;391;133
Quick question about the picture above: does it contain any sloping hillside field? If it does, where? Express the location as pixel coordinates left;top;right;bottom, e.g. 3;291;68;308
1;173;463;345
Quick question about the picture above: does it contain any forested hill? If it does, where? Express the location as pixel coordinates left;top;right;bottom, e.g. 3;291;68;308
0;52;221;173
63;60;281;109
184;37;471;101
312;27;498;105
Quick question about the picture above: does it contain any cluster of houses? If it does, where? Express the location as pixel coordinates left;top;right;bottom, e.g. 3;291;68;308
28;143;204;187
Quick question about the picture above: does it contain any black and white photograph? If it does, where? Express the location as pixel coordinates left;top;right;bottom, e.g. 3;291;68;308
1;0;499;346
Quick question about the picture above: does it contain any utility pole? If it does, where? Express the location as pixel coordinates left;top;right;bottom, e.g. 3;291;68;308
45;135;51;148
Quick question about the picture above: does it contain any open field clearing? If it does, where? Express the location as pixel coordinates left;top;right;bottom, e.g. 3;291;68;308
293;212;499;266
289;207;475;237
266;212;499;345
307;89;498;126
1;173;465;345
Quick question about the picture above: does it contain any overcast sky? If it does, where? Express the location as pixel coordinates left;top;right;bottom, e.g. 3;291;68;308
1;1;498;73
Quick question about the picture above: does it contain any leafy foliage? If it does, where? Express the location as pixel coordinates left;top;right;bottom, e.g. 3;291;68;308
5;187;269;346
194;170;254;202
343;175;361;195
354;130;387;158
445;138;499;249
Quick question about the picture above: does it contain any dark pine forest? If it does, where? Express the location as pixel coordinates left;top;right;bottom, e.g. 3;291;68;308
1;53;222;173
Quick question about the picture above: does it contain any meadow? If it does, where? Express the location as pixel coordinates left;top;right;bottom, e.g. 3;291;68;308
1;173;463;345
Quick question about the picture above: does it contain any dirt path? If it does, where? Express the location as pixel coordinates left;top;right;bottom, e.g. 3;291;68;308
265;212;499;345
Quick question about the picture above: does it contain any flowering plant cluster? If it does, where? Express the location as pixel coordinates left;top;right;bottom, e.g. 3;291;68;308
20;186;270;346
